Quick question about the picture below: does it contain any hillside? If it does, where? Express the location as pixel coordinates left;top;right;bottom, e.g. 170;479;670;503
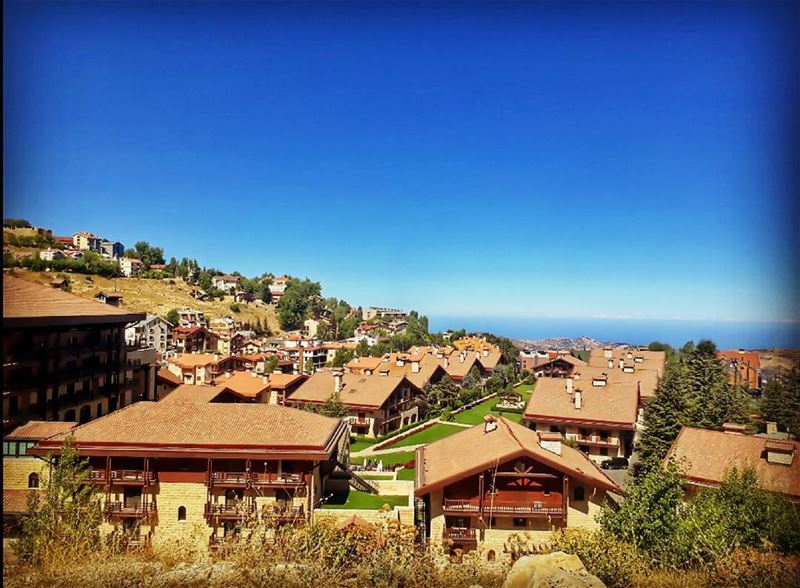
9;269;284;335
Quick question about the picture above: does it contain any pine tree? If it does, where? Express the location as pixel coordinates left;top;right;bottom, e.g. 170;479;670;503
761;378;787;431
638;358;690;465
319;392;350;418
683;339;748;429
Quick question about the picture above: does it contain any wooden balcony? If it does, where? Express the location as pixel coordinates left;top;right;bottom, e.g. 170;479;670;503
204;501;257;521
443;498;565;517
444;526;477;543
261;504;305;523
208;471;306;488
104;501;156;519
571;435;618;448
109;469;157;485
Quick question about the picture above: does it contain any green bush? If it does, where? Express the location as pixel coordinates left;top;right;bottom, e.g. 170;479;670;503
229;303;241;313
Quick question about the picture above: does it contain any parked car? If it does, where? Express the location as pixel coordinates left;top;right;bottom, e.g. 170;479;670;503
600;457;629;470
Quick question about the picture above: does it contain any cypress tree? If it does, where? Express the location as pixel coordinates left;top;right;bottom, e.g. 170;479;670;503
638;358;690;465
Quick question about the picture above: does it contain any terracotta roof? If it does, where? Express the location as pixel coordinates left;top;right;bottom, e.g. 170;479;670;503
534;355;588;369
267;373;307;390
345;356;384;372
289;371;412;409
337;514;371;530
213;371;271;399
6;420;77;440
4;489;39;514
523;377;639;429
439;351;482;379
667;427;800;500
169;353;225;368
415;417;619;496
372;354;447;389
156;368;183;386
718;350;761;370
478;350;503;370
32;401;345;455
588;348;665;375
160;384;227;404
171;326;205;338
3;276;144;327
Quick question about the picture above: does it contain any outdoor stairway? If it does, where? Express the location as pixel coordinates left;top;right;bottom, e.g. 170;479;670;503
335;459;379;495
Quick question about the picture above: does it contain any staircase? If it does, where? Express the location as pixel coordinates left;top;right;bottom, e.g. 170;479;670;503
334;459;379;495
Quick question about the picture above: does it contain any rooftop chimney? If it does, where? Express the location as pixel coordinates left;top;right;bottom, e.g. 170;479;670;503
332;369;343;393
766;421;778;435
538;432;562;456
765;439;795;466
603;347;612;359
483;414;498;434
574;389;582;410
721;423;747;435
262;376;268;384
396;358;404;367
411;360;420;373
618;359;624;369
608;359;614;369
566;378;574;394
483;349;489;357
443;357;449;369
251;371;257;378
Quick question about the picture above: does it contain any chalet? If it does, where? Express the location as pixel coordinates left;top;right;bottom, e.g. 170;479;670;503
287;370;424;437
717;350;762;391
666;426;799;502
369;353;449;390
437;350;486;383
94;292;124;307
523;377;639;463
415;416;620;557
570;364;660;403
166;353;245;385
532;354;588;378
28;402;349;551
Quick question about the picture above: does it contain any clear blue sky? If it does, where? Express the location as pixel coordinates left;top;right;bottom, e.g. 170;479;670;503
4;1;798;323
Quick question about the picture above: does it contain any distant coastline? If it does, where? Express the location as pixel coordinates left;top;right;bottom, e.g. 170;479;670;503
427;316;800;350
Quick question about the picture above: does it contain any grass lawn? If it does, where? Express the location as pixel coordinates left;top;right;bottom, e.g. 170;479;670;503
350;437;379;453
363;450;416;467
387;423;464;448
360;473;394;480
452;384;534;426
320;489;408;510
396;468;415;481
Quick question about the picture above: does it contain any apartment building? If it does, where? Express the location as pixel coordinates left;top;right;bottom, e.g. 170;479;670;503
362;307;407;321
522;376;639;463
177;309;206;328
171;326;216;354
211;275;239;293
287;369;424;437
28;402;349;551
125;314;173;354
166;353;245;385
3;276;145;432
119;257;143;278
415;416;620;557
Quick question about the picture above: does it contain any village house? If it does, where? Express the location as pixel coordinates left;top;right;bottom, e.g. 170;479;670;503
119;257;143;278
177;309;206;328
523;376;639;463
438;349;487;383
28;402;349;552
155;368;183;400
348;353;448;390
667;425;799;502
73;231;103;251
287;369;424;437
208;317;240;336
214;331;246;356
415;415;620;557
3;276;146;431
165;353;245;385
207;372;308;405
268;275;290;304
3;421;78;539
125;314;173;354
717;349;762;391
362;307;407;321
94;292;124;307
39;248;67;261
53;235;75;248
212;274;240;293
170;326;217;354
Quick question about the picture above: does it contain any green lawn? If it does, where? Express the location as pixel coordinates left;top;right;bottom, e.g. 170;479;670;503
386;423;464;448
320;489;408;510
350;437;379;453
452;384;534;425
360;473;394;480
396;467;415;481
364;450;416;468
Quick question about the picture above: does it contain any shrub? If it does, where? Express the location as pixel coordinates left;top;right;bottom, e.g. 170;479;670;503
711;548;800;588
229;303;241;313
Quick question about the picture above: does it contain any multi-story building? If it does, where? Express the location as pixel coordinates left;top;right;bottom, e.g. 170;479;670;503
100;240;125;259
124;347;158;403
268;275;290;304
667;425;799;502
278;337;328;373
125;314;173;354
211;275;240;293
522;376;639;463
166;353;245;385
3;276;146;431
362;307;407;321
72;231;102;251
28;401;349;551
119;257;143;278
287;369;424;437
717;349;762;391
415;415;620;557
171;326;216;354
177;309;206;328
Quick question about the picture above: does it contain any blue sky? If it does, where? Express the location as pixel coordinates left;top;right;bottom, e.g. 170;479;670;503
4;1;798;323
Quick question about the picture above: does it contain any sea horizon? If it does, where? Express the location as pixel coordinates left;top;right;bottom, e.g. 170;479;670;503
427;316;800;350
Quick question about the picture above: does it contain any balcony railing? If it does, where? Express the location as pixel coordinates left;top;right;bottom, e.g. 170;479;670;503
105;501;156;518
110;470;157;484
209;471;306;487
444;527;477;542
570;435;619;447
261;504;305;522
443;498;565;516
204;501;257;519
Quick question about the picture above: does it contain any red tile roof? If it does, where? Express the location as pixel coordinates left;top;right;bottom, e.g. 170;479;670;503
3;489;39;514
6;421;78;440
718;350;761;370
156;368;183;386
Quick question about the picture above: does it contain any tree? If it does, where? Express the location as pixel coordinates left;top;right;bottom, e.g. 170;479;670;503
319;393;351;418
638;357;690;466
198;271;213;293
304;357;315;375
17;436;103;566
648;341;675;359
683;340;749;429
329;348;355;368
762;367;800;435
165;308;180;326
425;376;460;410
276;278;322;331
264;355;279;374
355;339;370;357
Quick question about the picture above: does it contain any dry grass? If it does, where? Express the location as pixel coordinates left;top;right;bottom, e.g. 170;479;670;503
11;269;283;335
759;349;800;373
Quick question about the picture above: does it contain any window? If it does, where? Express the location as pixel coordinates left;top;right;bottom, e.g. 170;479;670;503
573;486;585;501
178;506;187;522
487;550;496;562
599;448;608;456
513;518;526;528
28;473;39;489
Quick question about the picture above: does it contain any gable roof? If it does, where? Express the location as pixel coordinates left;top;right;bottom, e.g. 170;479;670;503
440;351;482;379
415;416;619;496
477;350;504;370
570;365;660;400
588;347;666;375
6;421;77;440
213;371;271;399
523;377;639;429
168;353;226;369
267;373;307;390
346;356;384;372
717;350;761;370
156;368;183;386
160;384;227;404
3;276;144;327
371;354;448;389
534;355;588;369
30;401;347;458
667;427;800;500
4;489;38;514
288;371;413;409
